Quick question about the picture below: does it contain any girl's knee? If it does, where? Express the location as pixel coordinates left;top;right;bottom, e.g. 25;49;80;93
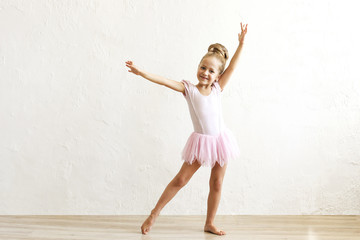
172;176;188;188
210;179;223;192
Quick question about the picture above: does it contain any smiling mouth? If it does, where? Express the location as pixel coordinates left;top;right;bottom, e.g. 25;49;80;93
200;76;208;80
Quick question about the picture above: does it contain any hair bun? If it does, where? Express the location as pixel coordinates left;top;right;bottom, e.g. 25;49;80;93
208;43;229;61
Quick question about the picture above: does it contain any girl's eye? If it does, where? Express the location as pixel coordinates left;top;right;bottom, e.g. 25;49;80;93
201;67;206;70
210;70;214;73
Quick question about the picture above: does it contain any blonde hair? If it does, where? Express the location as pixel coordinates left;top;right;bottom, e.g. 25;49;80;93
200;43;229;74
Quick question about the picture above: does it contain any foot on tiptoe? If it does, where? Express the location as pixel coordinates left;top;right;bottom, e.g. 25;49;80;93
141;211;159;235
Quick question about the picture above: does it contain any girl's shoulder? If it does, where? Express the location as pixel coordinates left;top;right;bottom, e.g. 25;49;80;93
181;79;194;87
181;80;195;97
212;80;222;92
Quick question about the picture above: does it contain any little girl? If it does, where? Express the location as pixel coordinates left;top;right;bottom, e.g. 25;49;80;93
126;22;248;236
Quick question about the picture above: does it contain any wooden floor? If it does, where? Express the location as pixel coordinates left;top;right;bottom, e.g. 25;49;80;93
0;215;359;240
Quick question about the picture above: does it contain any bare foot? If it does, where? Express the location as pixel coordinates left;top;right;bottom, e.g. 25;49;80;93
141;212;158;235
204;223;226;235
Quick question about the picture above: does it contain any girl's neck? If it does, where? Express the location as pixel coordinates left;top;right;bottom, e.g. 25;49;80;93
196;82;212;89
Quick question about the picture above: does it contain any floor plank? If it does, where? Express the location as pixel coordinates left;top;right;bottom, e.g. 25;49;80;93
0;215;359;240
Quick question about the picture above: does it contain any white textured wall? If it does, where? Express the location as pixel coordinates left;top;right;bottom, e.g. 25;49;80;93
1;0;359;215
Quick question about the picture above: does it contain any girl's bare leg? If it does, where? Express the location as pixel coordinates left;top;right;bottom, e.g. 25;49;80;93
141;160;201;235
204;162;227;235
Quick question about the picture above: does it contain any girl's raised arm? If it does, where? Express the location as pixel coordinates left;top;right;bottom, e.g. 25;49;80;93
125;61;185;93
218;22;248;90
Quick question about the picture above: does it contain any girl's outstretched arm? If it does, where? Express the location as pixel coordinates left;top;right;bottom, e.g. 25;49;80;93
125;61;185;93
218;22;248;90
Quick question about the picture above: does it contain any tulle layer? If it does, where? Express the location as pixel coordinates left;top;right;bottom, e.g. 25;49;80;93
181;128;241;168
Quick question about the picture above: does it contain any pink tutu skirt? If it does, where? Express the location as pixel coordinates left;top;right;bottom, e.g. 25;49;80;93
181;128;241;168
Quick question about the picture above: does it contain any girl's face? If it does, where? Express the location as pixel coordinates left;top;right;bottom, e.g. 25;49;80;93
197;56;221;85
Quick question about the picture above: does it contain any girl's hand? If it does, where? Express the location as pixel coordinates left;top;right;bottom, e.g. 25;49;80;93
238;22;248;45
125;60;141;75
